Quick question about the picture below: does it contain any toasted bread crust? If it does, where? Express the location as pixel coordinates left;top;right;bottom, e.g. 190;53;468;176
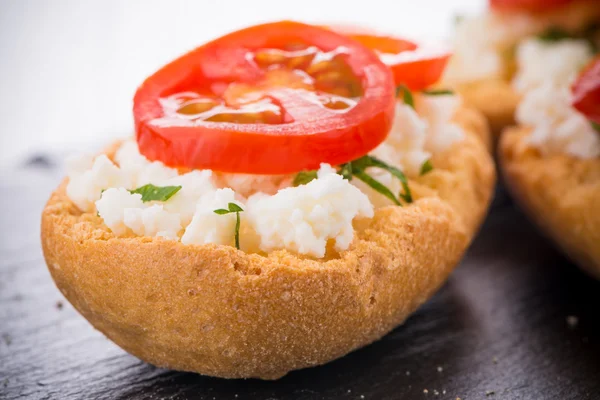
499;127;600;279
41;107;495;379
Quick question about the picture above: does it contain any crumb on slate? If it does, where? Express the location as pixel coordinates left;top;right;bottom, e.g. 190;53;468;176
423;389;429;394
2;333;11;346
566;315;579;328
437;366;443;373
486;390;495;396
492;356;498;364
406;370;411;376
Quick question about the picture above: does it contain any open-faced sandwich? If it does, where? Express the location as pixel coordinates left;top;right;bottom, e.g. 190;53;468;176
444;0;600;135
499;54;600;278
41;21;495;379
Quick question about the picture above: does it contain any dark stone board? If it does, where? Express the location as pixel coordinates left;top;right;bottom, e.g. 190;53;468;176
1;157;599;400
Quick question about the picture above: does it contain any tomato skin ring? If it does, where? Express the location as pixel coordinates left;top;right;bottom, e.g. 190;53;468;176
133;21;395;175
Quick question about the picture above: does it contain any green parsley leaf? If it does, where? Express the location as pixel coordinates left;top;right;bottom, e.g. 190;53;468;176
293;170;318;186
129;184;182;202
213;203;244;250
353;170;401;206
396;85;414;109
592;121;600;133
420;159;433;176
538;27;572;42
228;202;244;213
422;89;455;96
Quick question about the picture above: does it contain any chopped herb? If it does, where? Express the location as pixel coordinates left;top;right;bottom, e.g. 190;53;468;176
129;184;182;202
292;156;414;206
538;27;572;42
341;155;412;205
353;170;401;205
354;156;413;203
396;84;414;108
592;121;600;133
420;159;433;176
422;89;455;96
454;14;464;26
293;170;318;186
213;203;244;249
339;162;353;180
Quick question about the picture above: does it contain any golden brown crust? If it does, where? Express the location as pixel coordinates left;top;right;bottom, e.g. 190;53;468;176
498;127;600;279
41;107;495;379
455;79;520;140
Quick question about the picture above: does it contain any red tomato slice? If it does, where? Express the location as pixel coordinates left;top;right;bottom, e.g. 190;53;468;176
489;0;576;13
327;25;451;91
572;56;600;125
133;21;395;174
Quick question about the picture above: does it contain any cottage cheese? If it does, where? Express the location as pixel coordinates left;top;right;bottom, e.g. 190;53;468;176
181;188;245;247
513;39;598;158
517;84;600;158
444;13;541;84
365;96;464;207
512;38;593;93
66;92;464;257
96;187;182;239
245;164;373;258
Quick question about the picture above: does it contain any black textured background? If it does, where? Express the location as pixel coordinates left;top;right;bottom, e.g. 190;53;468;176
1;156;599;400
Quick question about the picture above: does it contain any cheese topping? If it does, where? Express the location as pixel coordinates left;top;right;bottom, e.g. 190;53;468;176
444;13;541;83
513;38;599;158
512;38;593;94
66;95;465;258
246;164;373;258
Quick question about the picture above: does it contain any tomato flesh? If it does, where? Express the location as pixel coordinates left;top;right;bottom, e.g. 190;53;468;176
489;0;576;13
328;26;451;91
572;56;600;126
134;21;395;174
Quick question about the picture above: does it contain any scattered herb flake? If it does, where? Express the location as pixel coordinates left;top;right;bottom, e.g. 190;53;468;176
353;170;401;206
591;121;600;133
213;203;244;249
293;170;318;186
396;84;414;109
339;162;353;180
538;27;571;42
129;184;182;202
420;159;434;176
422;89;454;96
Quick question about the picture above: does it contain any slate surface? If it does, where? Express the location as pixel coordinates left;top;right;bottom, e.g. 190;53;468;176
1;157;599;400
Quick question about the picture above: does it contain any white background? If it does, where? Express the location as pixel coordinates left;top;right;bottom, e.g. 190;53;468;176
0;0;482;168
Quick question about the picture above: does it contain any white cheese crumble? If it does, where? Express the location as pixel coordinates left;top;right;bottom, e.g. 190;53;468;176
66;154;130;213
513;38;598;158
65;91;465;256
181;188;244;247
444;13;541;84
96;187;182;239
512;38;593;94
364;96;464;207
245;164;373;258
517;84;600;158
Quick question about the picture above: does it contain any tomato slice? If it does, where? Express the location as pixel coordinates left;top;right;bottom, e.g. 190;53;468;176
133;21;395;174
489;0;576;13
572;55;600;125
327;25;451;91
